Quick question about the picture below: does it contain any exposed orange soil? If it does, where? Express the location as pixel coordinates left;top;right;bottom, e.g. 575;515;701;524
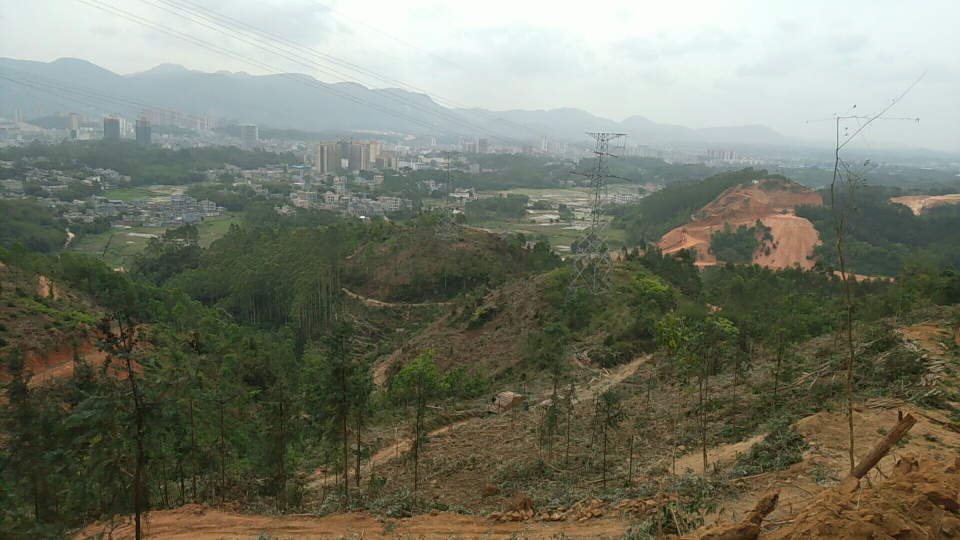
21;340;109;387
900;322;955;354
660;179;823;270
77;505;630;539
891;193;960;215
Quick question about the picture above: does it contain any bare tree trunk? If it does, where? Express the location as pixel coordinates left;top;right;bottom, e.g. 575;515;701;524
189;398;198;502
219;399;226;506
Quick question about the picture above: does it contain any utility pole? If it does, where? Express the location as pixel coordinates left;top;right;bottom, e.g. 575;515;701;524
435;151;460;241
567;132;625;297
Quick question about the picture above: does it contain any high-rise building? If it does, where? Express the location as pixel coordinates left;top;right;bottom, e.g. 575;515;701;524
375;154;398;171
315;141;341;174
34;106;43;120
135;117;152;146
13;108;22;125
239;123;259;150
478;138;489;154
348;142;369;171
419;135;437;148
368;141;380;165
103;117;121;141
69;113;80;139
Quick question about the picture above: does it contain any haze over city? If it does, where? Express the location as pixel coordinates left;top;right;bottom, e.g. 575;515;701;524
2;0;958;151
3;3;960;540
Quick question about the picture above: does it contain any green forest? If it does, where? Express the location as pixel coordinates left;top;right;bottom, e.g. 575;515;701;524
2;152;960;539
797;185;960;276
709;220;774;263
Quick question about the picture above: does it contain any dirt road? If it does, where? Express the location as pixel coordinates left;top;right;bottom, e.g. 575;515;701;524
77;505;629;539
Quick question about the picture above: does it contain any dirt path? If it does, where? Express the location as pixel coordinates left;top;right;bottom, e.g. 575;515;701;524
341;287;450;309
575;355;648;404
78;505;628;539
307;418;474;490
317;355;647;490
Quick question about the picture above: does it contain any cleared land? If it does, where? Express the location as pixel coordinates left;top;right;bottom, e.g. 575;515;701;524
660;179;822;269
890;193;960;215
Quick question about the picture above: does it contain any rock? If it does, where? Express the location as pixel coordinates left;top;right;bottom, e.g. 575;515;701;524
550;512;564;521
481;483;499;497
489;511;502;520
429;509;439;516
922;486;960;512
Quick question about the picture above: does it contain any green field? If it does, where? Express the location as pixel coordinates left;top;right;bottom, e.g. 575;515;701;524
103;187;168;202
66;213;239;269
470;185;636;252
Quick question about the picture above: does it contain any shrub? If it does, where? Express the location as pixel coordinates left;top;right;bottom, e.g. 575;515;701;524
730;416;807;478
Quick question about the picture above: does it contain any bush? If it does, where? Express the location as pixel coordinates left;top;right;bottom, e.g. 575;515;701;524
730;416;807;478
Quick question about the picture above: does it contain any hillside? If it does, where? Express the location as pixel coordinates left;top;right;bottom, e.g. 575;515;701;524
342;225;560;303
891;193;960;215
659;178;823;269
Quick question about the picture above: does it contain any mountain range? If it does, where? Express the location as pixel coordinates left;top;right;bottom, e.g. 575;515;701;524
1;57;787;147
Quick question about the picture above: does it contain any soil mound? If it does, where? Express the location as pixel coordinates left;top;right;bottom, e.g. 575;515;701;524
765;454;960;538
659;179;822;270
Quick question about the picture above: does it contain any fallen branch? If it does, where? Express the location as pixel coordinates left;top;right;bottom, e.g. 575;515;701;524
849;413;916;479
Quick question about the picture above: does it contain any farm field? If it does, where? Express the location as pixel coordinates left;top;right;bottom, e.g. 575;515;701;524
104;185;180;202
66;213;239;269
471;184;639;251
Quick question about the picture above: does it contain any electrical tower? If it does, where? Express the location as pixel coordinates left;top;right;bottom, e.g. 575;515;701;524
435;152;460;242
567;132;625;297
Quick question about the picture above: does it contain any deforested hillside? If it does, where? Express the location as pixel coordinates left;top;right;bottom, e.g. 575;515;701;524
659;178;823;269
3;171;960;540
341;222;560;303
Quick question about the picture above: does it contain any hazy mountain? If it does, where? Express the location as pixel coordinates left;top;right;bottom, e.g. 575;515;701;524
1;57;787;146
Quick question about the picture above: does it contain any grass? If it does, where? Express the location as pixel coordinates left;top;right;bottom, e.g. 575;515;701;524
65;213;239;269
470;218;626;251
103;187;166;202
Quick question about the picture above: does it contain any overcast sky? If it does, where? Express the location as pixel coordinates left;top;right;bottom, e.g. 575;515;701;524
2;0;957;152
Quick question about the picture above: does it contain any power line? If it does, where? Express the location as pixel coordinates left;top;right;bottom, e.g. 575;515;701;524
151;0;591;153
134;0;589;155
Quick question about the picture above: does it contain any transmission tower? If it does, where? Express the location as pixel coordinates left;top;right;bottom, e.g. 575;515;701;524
435;152;460;242
567;132;626;297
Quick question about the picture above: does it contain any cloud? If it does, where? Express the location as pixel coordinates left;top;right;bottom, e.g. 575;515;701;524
614;27;741;65
90;25;120;37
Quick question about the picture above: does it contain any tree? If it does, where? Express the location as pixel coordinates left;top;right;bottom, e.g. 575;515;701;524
596;389;627;489
98;313;148;540
309;320;360;506
656;313;692;476
392;350;446;503
686;316;738;474
827;80;920;471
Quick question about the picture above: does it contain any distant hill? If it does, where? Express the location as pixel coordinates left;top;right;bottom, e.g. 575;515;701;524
1;57;787;146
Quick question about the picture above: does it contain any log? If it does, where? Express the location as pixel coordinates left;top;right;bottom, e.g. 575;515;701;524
680;490;779;540
848;413;916;479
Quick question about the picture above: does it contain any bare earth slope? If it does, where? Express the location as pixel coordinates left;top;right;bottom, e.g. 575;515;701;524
659;179;822;269
891;193;960;216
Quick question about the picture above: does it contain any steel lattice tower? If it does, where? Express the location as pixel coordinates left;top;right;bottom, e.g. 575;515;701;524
567;132;625;297
435;153;460;242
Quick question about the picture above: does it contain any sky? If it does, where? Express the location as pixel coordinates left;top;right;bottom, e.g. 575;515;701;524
2;0;958;152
